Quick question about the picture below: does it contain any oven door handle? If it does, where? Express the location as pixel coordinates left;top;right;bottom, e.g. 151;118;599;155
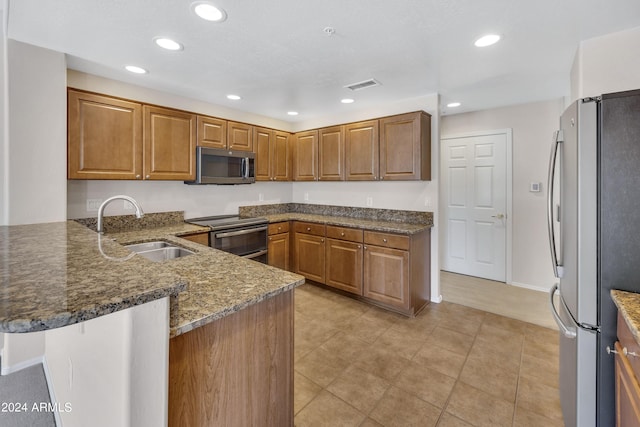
244;249;268;259
215;226;268;239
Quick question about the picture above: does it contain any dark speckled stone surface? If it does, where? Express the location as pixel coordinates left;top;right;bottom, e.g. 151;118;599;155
239;203;433;234
612;290;640;344
0;221;186;333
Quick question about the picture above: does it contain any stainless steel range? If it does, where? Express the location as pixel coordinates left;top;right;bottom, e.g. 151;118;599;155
186;215;269;263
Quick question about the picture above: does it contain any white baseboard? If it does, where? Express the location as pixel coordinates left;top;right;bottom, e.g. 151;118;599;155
0;354;44;376
42;356;63;427
510;281;550;293
431;294;443;303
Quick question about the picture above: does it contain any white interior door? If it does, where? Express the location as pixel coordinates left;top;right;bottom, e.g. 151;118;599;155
441;131;508;282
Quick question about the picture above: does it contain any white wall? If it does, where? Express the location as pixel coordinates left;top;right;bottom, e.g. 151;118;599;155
7;40;66;224
441;99;563;291
1;6;7;226
571;26;640;102
45;298;169;427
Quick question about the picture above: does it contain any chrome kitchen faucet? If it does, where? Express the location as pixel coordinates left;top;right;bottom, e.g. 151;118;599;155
97;195;144;233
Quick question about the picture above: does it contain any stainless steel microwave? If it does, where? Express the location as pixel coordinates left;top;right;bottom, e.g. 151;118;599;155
185;147;255;185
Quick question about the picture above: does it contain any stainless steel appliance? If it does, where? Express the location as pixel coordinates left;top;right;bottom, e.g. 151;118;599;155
186;215;268;263
185;147;255;185
548;89;640;427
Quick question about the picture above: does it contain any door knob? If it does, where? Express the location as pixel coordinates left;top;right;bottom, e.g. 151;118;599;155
491;213;505;219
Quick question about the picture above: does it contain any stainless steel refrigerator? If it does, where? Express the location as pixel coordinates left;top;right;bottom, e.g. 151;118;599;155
548;89;640;427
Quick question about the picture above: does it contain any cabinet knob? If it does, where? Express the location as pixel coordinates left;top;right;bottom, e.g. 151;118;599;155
358;245;361;249
364;246;367;250
135;174;141;179
341;232;345;237
269;237;272;241
383;238;388;243
380;176;384;180
145;175;150;179
306;227;311;231
278;227;282;231
321;238;324;243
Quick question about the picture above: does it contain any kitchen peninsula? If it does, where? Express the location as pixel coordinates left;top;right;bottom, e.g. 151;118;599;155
0;215;304;427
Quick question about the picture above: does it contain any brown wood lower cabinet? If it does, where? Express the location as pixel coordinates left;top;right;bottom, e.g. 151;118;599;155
363;244;410;310
180;232;209;246
268;222;290;270
168;290;293;427
289;220;430;316
294;232;325;283
325;238;363;295
616;310;640;426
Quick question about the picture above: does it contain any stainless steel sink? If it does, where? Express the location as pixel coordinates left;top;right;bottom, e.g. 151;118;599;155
125;241;194;262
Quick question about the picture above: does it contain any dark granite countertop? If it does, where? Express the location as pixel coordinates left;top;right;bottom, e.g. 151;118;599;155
0;221;187;333
239;203;433;235
612;289;640;344
106;223;305;337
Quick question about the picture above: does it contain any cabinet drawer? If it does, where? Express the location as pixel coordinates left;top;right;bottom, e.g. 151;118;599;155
293;221;326;236
618;312;640;378
364;231;410;250
268;222;290;235
326;225;363;243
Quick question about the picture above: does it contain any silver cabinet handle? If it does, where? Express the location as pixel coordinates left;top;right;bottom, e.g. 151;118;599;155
215;226;268;239
547;130;564;278
549;283;576;338
607;346;639;358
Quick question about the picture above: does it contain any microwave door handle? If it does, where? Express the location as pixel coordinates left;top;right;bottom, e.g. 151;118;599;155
547;130;564;278
243;157;250;179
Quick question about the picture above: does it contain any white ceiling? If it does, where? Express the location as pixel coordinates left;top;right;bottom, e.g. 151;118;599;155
6;0;640;121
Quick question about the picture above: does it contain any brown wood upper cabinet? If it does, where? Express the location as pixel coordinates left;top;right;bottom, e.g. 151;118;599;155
68;90;143;180
379;111;431;180
293;130;319;181
143;106;196;180
255;128;291;181
68;89;196;181
345;120;379;181
196;115;227;149
319;126;345;181
227;121;254;152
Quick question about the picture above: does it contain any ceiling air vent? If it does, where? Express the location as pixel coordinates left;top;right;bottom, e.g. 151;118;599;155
344;78;381;91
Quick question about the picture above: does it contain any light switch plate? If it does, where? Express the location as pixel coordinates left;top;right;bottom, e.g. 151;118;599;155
86;199;102;212
530;182;541;192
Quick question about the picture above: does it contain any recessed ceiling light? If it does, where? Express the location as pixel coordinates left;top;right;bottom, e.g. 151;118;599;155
226;94;241;100
474;34;501;47
125;65;148;74
193;2;227;22
287;111;299;116
341;98;355;104
447;102;461;108
154;37;183;51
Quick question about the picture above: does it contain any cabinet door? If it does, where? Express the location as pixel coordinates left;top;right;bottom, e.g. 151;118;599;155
293;130;318;181
319;126;345;181
268;232;290;271
228;121;254;152
197;115;227;149
363;245;409;309
326;238;363;295
615;341;640;427
143;106;196;180
294;232;325;283
379;111;431;181
68;90;143;180
345;120;379;181
272;131;291;181
254;127;272;181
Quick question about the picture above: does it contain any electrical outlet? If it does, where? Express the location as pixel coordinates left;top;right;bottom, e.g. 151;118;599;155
304;192;309;201
86;199;102;212
424;197;431;207
366;197;373;207
68;357;73;390
258;193;264;202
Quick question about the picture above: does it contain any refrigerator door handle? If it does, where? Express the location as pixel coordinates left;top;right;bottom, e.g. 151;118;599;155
549;283;577;339
547;130;564;278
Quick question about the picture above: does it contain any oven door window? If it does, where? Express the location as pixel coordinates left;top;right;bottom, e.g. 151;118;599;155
212;226;267;257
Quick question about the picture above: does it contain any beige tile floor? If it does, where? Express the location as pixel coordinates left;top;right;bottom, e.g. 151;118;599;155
294;275;562;427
